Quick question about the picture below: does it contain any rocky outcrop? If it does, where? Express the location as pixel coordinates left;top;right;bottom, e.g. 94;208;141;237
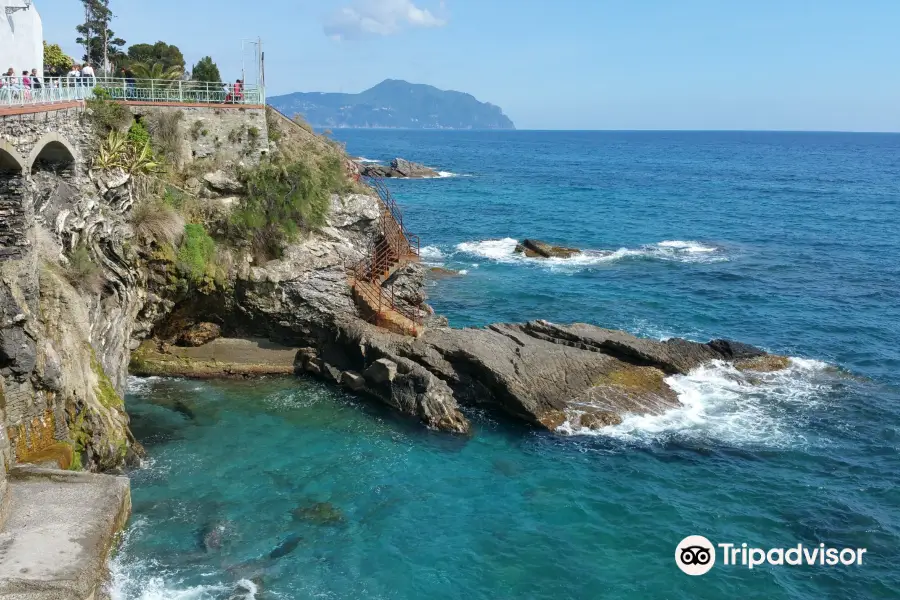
292;317;781;433
514;239;581;259
177;322;221;347
357;158;440;179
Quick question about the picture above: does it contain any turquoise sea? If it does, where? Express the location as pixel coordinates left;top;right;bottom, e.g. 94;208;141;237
112;131;900;599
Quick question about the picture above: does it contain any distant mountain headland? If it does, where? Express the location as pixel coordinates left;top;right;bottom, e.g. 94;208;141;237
267;79;515;130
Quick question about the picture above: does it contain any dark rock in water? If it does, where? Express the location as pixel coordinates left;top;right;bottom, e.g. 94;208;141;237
198;520;232;552
390;158;439;178
514;239;581;259
172;400;196;421
178;322;222;347
580;411;622;430
292;501;346;526
297;318;788;434
357;157;439;178
269;533;303;560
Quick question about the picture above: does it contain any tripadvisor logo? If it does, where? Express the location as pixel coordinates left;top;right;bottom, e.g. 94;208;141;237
675;536;867;576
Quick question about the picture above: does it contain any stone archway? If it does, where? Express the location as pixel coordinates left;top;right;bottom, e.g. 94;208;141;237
27;133;78;172
0;139;27;260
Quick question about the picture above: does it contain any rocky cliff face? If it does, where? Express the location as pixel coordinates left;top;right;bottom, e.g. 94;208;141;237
1;167;147;474
2;103;790;483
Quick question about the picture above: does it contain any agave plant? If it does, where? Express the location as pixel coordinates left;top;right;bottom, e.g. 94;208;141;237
92;130;129;171
122;141;160;175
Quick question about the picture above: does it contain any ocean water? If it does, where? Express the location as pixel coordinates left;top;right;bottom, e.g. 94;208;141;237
112;132;900;599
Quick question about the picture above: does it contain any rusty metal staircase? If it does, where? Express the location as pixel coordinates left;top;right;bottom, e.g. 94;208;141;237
349;177;424;336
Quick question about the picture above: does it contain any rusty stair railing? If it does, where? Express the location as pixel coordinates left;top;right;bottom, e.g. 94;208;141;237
349;176;424;334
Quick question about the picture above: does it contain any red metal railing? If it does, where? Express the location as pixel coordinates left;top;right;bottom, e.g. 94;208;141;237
349;176;423;330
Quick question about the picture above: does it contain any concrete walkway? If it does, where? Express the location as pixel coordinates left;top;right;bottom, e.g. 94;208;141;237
0;467;130;600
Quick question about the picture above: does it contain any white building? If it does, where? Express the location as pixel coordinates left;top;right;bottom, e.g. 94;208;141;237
0;0;43;77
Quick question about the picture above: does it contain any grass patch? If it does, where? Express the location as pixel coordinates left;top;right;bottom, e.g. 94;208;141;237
144;110;184;164
176;223;225;291
65;244;104;293
130;196;185;245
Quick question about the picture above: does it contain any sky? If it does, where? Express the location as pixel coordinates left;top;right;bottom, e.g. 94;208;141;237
37;0;900;131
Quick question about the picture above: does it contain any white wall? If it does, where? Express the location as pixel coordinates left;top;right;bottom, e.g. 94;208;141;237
0;1;43;78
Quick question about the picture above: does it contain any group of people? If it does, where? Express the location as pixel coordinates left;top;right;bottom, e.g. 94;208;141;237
0;68;44;93
1;62;249;104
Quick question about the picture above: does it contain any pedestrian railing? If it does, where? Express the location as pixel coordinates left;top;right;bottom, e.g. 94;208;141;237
0;76;264;108
94;77;264;105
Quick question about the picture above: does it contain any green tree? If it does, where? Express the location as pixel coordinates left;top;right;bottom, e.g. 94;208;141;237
129;62;184;81
43;42;73;73
191;56;222;83
75;0;126;69
126;42;185;72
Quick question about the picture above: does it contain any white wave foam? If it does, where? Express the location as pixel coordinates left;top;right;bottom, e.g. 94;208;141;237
436;171;456;178
557;358;833;447
453;238;728;268
657;240;717;253
355;157;381;163
455;238;520;262
420;245;445;261
458;269;469;275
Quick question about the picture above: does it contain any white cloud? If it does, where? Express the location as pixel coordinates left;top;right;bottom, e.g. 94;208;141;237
324;0;447;40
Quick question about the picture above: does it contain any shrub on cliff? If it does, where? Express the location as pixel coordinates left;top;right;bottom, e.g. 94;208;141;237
176;224;226;292
130;197;184;246
86;92;132;135
229;157;343;259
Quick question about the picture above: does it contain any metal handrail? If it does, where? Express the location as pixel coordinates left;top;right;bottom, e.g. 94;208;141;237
0;76;264;107
349;175;425;330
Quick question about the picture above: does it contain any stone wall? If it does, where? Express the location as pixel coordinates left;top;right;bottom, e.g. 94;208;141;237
126;104;269;167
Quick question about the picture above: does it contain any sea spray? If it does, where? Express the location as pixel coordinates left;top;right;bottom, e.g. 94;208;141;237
558;358;834;447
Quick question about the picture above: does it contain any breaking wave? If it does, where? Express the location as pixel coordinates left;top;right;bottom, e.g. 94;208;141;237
420;245;445;264
453;238;728;268
557;358;835;448
108;518;259;600
355;157;381;163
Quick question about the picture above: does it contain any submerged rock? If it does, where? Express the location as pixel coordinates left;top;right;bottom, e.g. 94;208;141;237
514;239;581;259
292;501;345;526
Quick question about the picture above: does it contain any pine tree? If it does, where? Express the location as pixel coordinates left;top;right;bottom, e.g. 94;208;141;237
192;57;222;83
75;0;126;71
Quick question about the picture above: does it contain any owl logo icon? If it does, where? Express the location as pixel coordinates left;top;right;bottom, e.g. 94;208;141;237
676;536;716;575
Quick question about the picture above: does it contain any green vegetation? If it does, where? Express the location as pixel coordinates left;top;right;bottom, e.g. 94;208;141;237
43;41;72;72
92;130;159;174
130;196;184;245
143;110;183;164
191;56;222;83
126;41;185;72
86;92;133;134
76;0;126;66
91;349;124;408
230;156;343;259
129;61;184;81
176;224;225;291
127;119;150;148
64;243;104;293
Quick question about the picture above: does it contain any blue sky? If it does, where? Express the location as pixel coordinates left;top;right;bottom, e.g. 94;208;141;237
38;0;900;131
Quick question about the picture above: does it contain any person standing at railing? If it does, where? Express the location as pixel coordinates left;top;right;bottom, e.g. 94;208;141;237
20;71;32;101
81;63;96;88
66;64;80;88
29;69;42;90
